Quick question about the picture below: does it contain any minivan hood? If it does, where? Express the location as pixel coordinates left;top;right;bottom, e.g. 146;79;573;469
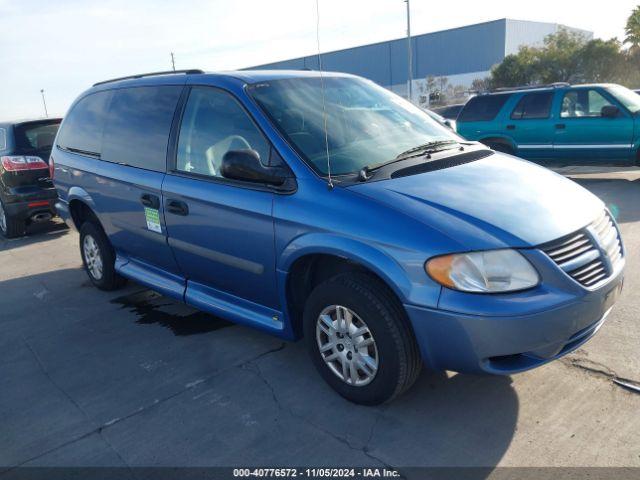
348;153;604;249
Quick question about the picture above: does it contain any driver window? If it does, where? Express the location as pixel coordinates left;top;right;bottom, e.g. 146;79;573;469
561;90;614;118
176;87;270;178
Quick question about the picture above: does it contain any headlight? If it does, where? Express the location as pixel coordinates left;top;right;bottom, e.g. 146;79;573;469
425;249;539;293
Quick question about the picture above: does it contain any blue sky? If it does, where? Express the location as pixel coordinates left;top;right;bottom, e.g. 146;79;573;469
1;0;637;119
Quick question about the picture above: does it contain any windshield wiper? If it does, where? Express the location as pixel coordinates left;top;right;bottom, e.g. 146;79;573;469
358;140;460;181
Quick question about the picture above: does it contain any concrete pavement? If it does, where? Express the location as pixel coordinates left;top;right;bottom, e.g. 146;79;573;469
1;168;639;474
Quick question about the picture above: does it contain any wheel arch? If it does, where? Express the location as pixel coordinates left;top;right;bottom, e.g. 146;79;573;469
67;188;101;230
479;136;516;153
278;234;412;338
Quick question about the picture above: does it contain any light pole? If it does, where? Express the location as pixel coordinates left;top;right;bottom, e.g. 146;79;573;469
40;89;48;118
171;52;176;71
405;0;413;103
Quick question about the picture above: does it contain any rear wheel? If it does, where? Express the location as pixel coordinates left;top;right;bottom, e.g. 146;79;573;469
0;198;26;238
79;222;126;291
303;272;422;405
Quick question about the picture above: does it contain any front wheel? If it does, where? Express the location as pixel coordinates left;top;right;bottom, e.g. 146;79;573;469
79;222;126;291
483;140;514;155
303;273;422;405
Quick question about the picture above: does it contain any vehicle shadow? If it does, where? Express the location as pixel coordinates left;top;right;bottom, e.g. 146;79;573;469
0;219;69;252
0;267;517;474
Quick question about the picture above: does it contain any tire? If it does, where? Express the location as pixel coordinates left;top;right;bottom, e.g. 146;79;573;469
484;141;514;155
303;272;422;405
79;221;126;291
0;198;26;238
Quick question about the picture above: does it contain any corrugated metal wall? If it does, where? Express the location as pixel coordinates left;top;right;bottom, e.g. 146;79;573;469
505;19;594;56
247;19;592;90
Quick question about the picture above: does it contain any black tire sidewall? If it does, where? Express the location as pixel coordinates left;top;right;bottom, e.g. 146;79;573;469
303;275;408;405
79;222;120;290
0;198;25;238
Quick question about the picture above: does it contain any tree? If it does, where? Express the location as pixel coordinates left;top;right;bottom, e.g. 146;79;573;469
625;5;640;50
470;77;492;93
490;47;538;88
488;22;640;89
577;38;627;84
534;29;588;83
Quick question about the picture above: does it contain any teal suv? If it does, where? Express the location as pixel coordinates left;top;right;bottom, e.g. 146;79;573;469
456;83;640;165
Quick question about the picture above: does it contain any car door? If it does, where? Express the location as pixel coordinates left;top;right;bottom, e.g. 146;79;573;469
506;91;555;160
94;86;185;297
162;86;281;323
553;87;634;162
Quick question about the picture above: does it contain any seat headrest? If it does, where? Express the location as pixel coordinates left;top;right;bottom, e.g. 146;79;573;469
36;132;55;150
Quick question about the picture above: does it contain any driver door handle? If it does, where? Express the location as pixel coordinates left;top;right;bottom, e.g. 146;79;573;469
140;193;160;209
166;199;189;216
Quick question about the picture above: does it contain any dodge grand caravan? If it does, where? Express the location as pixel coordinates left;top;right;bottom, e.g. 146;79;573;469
456;83;640;165
53;70;625;404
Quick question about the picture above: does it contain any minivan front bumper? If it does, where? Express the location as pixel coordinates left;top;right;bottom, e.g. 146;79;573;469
404;267;624;375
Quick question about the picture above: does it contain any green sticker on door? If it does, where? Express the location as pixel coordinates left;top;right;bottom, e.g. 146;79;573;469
144;207;162;233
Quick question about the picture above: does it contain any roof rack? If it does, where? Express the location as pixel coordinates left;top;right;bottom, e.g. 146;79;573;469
490;82;570;93
93;69;204;87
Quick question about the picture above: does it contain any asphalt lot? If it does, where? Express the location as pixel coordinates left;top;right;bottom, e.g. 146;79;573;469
1;167;639;475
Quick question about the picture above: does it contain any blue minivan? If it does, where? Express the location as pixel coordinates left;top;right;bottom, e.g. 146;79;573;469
53;70;624;404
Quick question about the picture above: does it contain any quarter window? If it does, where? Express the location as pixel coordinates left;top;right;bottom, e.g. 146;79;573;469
0;128;6;151
101;86;182;172
561;90;615;118
56;91;113;155
457;94;511;122
510;92;553;120
176;87;270;178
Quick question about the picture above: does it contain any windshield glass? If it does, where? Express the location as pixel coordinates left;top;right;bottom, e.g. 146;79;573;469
248;76;459;175
608;85;640;114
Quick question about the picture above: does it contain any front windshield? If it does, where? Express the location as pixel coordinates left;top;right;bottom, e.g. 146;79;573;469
608;85;640;114
248;76;459;175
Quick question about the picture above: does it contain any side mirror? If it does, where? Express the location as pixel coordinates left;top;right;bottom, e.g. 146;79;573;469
601;105;620;118
221;149;287;186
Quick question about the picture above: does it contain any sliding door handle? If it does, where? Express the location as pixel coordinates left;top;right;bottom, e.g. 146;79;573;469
556;124;566;130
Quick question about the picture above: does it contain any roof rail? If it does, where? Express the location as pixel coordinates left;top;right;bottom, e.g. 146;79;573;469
490;82;570;93
93;69;205;87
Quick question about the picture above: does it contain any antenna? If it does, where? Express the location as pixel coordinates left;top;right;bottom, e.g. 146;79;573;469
315;0;333;189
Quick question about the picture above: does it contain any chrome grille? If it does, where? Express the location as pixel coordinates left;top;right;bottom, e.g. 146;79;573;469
541;211;623;288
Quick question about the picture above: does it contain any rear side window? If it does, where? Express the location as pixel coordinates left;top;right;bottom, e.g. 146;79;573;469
0;128;6;150
511;92;554;120
458;94;511;122
57;91;113;156
101;86;182;171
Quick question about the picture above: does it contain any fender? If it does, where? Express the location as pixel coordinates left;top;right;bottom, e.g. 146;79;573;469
66;185;96;209
277;232;413;303
55;186;97;231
